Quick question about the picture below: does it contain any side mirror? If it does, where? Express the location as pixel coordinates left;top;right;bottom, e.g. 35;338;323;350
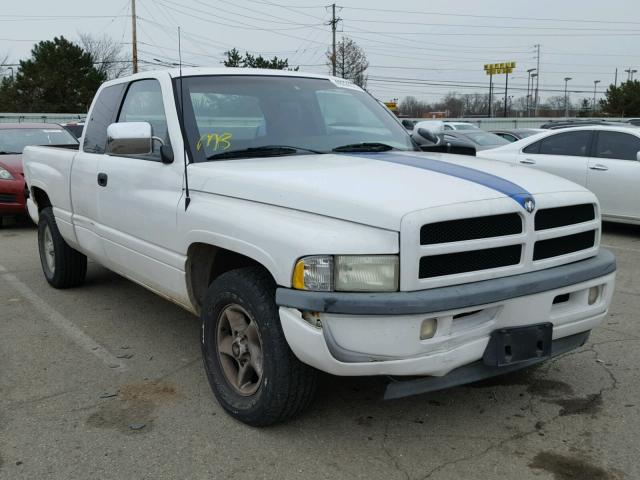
106;122;153;155
416;128;440;145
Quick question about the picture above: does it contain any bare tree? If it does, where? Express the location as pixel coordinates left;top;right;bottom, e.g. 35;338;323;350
79;33;129;80
0;53;11;78
326;37;369;89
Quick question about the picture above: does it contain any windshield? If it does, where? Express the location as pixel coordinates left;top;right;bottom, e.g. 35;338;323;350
451;124;477;130
177;75;415;161
462;131;510;146
0;128;78;154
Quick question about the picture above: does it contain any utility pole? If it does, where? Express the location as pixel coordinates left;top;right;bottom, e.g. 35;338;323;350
526;68;536;117
614;68;618;88
593;80;601;114
503;72;509;117
564;77;572;117
327;4;341;76
131;0;138;74
488;71;493;118
533;43;540;117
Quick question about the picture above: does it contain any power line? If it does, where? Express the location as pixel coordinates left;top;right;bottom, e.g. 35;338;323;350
338;6;640;26
344;18;640;32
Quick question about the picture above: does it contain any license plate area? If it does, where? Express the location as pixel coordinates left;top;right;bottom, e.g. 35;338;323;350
483;323;553;367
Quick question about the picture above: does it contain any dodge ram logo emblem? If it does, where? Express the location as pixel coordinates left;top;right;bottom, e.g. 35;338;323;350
524;197;536;213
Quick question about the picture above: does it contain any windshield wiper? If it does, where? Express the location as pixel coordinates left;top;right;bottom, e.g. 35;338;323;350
332;142;396;153
206;145;324;161
0;151;20;155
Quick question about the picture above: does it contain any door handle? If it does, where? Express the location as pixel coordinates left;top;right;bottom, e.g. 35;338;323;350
97;172;108;187
519;158;536;165
589;164;608;171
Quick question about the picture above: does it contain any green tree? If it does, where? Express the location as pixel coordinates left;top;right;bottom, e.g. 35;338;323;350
222;48;297;70
600;80;640;116
0;36;105;113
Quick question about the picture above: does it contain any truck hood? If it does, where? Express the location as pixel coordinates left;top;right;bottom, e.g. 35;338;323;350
0;154;23;175
188;151;589;231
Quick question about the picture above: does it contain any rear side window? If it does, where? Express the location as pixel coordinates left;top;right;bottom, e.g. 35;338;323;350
83;84;126;154
522;139;542;153
117;79;169;161
538;131;592;157
595;131;640;160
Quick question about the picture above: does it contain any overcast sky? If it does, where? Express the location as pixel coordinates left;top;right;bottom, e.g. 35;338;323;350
1;0;638;105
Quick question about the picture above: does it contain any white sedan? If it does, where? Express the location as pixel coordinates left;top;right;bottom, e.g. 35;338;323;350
479;125;640;225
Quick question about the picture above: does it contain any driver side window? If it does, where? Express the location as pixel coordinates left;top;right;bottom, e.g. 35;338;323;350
117;79;169;160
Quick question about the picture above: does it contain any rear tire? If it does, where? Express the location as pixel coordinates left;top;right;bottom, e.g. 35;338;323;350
201;267;317;426
38;207;87;288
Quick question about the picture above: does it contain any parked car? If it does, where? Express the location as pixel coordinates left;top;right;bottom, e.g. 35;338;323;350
491;129;545;142
401;119;416;130
442;121;478;130
478;125;640;225
61;122;85;140
623;118;640;126
23;69;616;426
411;123;476;156
442;130;510;151
0;123;77;224
539;119;624;130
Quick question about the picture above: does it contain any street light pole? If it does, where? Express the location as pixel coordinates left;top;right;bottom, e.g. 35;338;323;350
593;80;601;114
526;68;536;117
564;77;572;118
530;73;538;117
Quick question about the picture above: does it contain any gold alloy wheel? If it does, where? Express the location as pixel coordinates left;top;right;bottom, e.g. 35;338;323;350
216;304;264;396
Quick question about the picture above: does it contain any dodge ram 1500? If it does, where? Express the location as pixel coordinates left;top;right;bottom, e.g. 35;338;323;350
23;68;616;426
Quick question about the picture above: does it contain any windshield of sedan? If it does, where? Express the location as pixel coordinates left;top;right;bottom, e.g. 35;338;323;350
0;128;78;154
177;75;415;161
462;131;510;146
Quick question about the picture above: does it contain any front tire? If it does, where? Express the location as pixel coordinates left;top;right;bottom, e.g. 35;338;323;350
38;207;87;288
201;267;317;426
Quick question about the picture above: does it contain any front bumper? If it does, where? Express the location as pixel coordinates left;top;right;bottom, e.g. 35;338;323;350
276;250;615;377
0;177;27;215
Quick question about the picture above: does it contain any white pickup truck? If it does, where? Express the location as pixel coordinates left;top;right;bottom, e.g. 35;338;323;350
23;68;616;426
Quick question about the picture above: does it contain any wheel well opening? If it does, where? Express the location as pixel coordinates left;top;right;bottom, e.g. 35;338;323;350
31;187;51;211
186;243;267;314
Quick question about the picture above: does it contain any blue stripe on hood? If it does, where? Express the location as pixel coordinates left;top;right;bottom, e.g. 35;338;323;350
349;152;532;209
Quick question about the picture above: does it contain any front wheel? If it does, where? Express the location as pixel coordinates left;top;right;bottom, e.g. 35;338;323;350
38;207;87;288
201;267;317;426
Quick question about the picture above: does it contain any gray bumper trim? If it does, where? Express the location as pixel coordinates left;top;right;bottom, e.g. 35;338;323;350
276;249;616;316
384;330;590;400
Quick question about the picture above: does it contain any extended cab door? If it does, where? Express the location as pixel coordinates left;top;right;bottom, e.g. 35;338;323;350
71;82;126;262
587;130;640;220
95;78;188;303
516;130;592;187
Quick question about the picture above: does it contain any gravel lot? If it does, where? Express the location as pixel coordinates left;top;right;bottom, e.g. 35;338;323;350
1;220;639;480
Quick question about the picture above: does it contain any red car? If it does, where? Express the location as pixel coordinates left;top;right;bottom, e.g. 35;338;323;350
0;123;78;222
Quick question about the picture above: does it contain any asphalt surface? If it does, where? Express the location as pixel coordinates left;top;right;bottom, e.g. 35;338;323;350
1;219;639;480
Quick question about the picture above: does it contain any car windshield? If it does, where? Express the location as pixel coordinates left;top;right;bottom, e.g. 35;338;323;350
462;131;510;146
452;124;477;130
177;75;415;161
0;128;77;153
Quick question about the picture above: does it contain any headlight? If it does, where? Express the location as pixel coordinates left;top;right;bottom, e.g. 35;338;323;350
292;255;399;292
0;168;14;180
